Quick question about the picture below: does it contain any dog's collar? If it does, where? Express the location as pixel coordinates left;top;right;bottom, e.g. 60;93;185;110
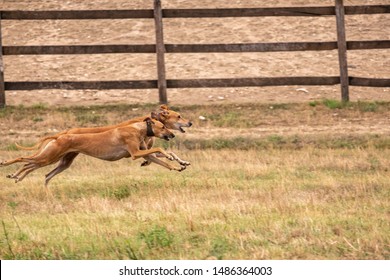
146;120;155;137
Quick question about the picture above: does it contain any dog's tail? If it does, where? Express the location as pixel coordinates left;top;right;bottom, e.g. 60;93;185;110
15;133;65;151
15;142;41;150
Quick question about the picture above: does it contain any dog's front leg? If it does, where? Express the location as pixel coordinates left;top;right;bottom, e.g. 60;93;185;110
128;146;185;172
131;147;174;161
155;152;190;166
143;154;186;172
141;156;152;167
139;140;152;167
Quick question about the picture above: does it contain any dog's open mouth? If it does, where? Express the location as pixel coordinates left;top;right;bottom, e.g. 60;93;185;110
178;122;192;133
163;135;174;141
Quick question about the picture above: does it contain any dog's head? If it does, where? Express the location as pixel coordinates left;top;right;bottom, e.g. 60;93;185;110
153;105;192;133
144;117;175;141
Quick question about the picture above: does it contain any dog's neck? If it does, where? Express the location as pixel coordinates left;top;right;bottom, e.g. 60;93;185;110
146;120;155;137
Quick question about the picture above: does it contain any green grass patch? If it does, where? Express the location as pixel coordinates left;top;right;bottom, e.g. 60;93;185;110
322;99;348;109
138;225;174;249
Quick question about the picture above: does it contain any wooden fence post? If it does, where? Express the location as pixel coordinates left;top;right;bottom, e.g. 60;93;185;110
154;0;168;104
335;0;350;102
0;14;6;108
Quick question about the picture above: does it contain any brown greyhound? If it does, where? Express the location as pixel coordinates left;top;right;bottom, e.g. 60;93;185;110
16;105;191;151
15;105;192;182
1;117;186;186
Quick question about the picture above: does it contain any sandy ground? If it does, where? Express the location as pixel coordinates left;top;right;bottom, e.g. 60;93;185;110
0;0;389;106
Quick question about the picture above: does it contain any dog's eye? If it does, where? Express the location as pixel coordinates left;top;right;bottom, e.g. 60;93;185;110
178;115;181;119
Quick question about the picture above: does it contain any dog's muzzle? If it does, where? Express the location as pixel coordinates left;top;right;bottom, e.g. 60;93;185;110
179;122;193;133
163;134;175;141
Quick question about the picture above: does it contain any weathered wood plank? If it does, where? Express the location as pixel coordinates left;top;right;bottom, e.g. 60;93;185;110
335;0;350;102
0;14;5;107
3;41;389;56
6;77;389;91
4;80;157;90
166;42;338;52
349;77;390;87
0;5;387;21
167;77;341;88
2;45;156;55
154;0;168;104
347;40;390;50
163;7;336;17
4;77;342;91
345;5;390;15
163;5;389;17
0;10;154;20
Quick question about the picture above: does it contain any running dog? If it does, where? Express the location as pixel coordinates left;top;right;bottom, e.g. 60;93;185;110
14;105;192;183
16;105;191;151
1;117;186;186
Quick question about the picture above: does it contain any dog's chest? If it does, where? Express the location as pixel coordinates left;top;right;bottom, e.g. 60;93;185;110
97;149;131;161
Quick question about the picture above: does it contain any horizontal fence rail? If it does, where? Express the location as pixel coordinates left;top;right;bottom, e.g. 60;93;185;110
5;77;340;91
2;44;157;55
0;10;154;20
4;80;158;91
5;77;390;91
0;1;389;107
3;40;390;55
349;77;390;87
1;5;389;19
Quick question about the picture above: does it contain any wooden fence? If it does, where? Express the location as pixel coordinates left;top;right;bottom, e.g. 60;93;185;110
0;0;389;107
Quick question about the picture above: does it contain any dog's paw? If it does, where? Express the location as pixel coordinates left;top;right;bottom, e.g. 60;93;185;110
6;174;14;179
141;160;151;167
179;160;191;166
177;165;187;172
167;156;174;161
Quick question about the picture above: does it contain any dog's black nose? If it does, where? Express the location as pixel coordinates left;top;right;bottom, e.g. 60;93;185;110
188;122;193;127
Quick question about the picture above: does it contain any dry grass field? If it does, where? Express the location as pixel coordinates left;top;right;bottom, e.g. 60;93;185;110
0;102;389;260
0;147;389;260
0;0;389;260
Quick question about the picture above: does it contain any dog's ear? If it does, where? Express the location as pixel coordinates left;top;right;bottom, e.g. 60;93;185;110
143;117;154;124
157;110;169;121
160;104;169;111
150;111;159;120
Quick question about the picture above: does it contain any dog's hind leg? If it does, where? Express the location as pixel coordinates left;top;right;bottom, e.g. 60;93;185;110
10;163;42;183
0;146;55;167
1;144;54;167
6;163;35;179
8;160;49;182
0;156;35;167
14;166;38;183
45;152;79;187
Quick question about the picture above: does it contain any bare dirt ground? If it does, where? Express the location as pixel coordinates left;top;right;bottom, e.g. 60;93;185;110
0;0;389;143
1;0;389;107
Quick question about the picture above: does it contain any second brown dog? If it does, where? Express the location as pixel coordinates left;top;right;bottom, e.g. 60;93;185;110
1;117;186;186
